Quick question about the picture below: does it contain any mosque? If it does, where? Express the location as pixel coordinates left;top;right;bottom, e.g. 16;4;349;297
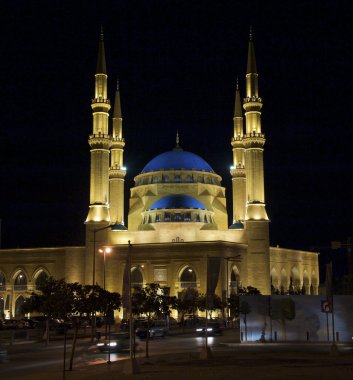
0;32;319;319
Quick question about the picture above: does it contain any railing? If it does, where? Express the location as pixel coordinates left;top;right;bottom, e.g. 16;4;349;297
14;285;27;291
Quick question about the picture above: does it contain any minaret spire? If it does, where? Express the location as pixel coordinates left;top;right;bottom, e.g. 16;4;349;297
242;29;268;220
242;30;270;295
96;26;107;75
109;78;126;225
86;30;111;223
230;79;246;225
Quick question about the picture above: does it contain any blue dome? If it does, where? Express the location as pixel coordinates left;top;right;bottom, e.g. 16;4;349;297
150;195;206;210
141;150;214;173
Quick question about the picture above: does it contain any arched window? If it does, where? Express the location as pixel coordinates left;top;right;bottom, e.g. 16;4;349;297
15;295;25;318
180;267;196;288
35;271;49;290
0;272;5;290
280;268;287;293
291;267;300;291
131;267;143;289
270;268;279;292
230;266;240;294
173;213;182;222
14;271;27;291
0;295;4;319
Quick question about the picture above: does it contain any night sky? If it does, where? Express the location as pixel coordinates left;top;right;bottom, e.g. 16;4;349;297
1;1;353;276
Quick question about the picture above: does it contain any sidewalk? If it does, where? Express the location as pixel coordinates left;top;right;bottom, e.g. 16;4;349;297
5;349;353;380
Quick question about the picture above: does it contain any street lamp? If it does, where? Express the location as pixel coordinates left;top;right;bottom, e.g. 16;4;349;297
123;241;139;375
90;222;126;341
98;247;112;290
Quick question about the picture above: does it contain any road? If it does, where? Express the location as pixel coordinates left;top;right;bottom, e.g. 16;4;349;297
1;329;353;379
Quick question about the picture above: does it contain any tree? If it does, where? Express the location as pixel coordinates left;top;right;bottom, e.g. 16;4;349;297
271;298;296;341
66;284;91;370
238;286;261;295
175;288;198;327
239;301;251;341
68;284;121;371
22;277;72;345
132;283;174;358
196;294;225;319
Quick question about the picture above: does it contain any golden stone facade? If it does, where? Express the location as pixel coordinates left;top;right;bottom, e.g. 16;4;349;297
0;32;319;319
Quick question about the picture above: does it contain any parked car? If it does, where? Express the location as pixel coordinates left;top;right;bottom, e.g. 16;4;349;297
135;320;168;339
196;321;223;336
96;332;137;352
120;318;147;331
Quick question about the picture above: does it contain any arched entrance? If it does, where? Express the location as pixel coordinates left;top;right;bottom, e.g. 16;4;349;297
271;268;279;293
35;270;49;290
14;271;27;291
15;295;25;318
180;266;196;288
230;265;240;294
131;267;143;289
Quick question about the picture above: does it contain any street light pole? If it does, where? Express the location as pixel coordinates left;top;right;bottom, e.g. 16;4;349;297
123;240;139;374
90;224;113;342
99;247;112;290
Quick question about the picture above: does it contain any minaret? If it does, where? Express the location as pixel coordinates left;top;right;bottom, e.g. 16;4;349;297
85;29;112;223
243;29;268;221
230;78;246;225
242;28;270;295
109;80;126;225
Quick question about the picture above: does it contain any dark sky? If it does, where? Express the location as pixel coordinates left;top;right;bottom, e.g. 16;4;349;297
1;0;353;271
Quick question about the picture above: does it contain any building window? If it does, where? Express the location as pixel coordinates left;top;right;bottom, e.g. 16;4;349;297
184;213;191;222
131;267;143;289
165;213;171;222
35;271;49;290
14;272;27;291
173;213;182;221
180;267;197;288
15;296;26;318
0;272;5;291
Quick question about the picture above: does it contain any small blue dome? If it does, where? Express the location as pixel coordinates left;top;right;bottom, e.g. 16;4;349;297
141;150;214;173
150;195;206;210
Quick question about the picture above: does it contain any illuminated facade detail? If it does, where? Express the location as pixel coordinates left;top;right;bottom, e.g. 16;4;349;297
0;31;320;319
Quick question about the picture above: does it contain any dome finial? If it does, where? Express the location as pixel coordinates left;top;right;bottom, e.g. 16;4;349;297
176;130;180;148
173;130;183;151
249;25;253;41
100;26;104;41
236;76;239;90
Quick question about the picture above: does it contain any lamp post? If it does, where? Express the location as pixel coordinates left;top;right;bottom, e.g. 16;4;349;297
99;247;112;290
123;241;139;374
90;223;116;341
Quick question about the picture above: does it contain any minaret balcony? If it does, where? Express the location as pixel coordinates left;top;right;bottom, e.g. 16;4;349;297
109;167;126;178
111;137;126;148
231;138;244;148
89;133;112;149
230;167;246;177
243;133;265;149
91;98;110;104
243;96;262;103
